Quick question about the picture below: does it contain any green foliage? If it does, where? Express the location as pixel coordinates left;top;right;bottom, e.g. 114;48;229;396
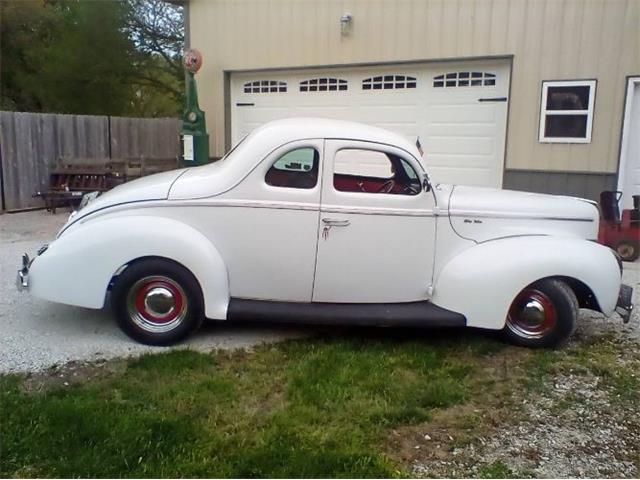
0;335;500;478
0;0;183;117
478;460;515;478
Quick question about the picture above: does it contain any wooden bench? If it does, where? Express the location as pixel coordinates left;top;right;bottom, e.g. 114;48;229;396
35;157;179;213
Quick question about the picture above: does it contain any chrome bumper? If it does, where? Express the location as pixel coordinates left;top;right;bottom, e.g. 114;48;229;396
16;253;30;291
616;284;634;323
16;244;48;292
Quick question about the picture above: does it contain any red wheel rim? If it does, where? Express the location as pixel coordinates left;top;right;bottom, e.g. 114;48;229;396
134;279;184;323
506;288;557;339
127;276;188;333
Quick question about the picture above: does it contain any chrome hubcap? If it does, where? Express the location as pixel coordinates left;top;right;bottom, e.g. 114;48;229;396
506;289;556;339
127;276;188;333
144;286;176;318
521;299;546;327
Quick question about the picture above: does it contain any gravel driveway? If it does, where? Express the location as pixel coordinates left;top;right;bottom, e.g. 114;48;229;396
0;210;309;373
1;210;637;374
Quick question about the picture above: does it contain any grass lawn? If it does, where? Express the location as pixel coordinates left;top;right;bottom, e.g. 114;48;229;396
1;329;508;478
1;328;637;478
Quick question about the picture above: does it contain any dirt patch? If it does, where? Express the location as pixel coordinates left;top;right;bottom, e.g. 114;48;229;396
392;307;640;478
409;370;639;478
21;358;128;392
386;346;535;476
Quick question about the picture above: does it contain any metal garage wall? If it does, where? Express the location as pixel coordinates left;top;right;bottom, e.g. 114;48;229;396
503;170;617;201
190;0;639;177
0;112;180;212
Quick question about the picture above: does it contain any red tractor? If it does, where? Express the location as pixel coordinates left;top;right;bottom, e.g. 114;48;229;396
598;191;640;262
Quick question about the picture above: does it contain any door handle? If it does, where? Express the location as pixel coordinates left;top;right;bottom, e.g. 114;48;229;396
322;218;350;227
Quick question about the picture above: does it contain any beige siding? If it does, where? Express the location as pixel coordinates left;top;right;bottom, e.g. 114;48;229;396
189;0;640;173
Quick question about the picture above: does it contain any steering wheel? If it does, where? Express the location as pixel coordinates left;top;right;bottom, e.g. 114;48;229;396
378;180;395;193
403;183;421;195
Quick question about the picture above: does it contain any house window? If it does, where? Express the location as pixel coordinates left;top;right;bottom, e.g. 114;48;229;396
300;78;347;92
265;148;319;189
433;72;496;88
539;80;596;143
362;75;417;90
243;80;287;93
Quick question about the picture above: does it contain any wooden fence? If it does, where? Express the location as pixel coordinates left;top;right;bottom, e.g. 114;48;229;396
0;112;180;211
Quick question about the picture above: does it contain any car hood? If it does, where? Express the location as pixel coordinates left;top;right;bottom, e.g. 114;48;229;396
447;185;600;242
59;169;187;234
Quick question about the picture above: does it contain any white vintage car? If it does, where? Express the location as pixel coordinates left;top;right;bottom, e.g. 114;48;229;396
17;118;633;347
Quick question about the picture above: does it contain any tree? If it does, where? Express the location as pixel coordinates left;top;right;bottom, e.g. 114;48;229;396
126;0;185;109
0;1;61;111
0;0;185;117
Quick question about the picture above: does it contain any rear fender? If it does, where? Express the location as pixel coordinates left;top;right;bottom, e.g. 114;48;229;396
29;215;229;319
432;236;621;329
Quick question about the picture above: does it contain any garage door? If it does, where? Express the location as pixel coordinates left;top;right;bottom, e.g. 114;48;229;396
230;59;510;188
618;79;640;210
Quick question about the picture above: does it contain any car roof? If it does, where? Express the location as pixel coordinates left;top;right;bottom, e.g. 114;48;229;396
170;118;424;200
247;117;421;158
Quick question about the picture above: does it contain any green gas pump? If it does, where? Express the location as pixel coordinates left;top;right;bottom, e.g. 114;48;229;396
180;48;210;166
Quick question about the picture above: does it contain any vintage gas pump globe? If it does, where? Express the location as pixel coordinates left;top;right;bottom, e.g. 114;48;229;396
180;48;210;166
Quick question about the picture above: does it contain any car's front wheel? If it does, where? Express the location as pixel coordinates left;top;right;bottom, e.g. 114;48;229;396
503;278;578;348
111;258;204;345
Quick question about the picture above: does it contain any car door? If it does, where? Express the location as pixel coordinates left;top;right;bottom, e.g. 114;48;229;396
312;140;437;303
208;140;323;302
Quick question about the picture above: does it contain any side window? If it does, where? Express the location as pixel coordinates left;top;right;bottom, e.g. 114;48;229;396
333;149;421;195
265;148;319;189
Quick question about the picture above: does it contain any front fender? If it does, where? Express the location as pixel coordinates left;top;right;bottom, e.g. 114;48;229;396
432;236;621;329
29;215;230;319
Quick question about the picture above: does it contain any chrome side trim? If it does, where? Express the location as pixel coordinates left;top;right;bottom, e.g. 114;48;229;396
322;204;435;217
449;211;594;222
67;198;437;223
185;198;319;211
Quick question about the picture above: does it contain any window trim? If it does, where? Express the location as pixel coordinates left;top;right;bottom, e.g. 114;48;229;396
264;147;320;190
299;78;348;92
243;80;287;93
362;74;417;90
332;147;422;196
433;71;496;88
538;79;597;144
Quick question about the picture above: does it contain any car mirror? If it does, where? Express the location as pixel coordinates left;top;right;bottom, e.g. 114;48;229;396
422;177;431;192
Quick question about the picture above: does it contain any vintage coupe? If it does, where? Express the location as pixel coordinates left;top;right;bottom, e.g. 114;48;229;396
18;118;633;347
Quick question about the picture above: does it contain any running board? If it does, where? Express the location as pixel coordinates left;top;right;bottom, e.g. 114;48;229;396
227;299;466;328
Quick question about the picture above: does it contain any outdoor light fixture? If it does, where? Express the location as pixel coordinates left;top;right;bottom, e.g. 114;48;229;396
340;13;352;36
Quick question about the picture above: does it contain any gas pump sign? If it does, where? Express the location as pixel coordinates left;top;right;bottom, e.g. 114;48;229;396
182;134;194;161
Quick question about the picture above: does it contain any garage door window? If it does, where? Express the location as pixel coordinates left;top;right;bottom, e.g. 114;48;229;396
265;148;319;189
433;72;495;88
300;78;347;92
244;80;287;93
333;149;420;195
539;80;596;143
362;75;417;90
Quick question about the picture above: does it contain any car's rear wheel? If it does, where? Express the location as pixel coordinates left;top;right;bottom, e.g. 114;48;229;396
111;259;204;345
615;239;639;262
503;278;578;348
